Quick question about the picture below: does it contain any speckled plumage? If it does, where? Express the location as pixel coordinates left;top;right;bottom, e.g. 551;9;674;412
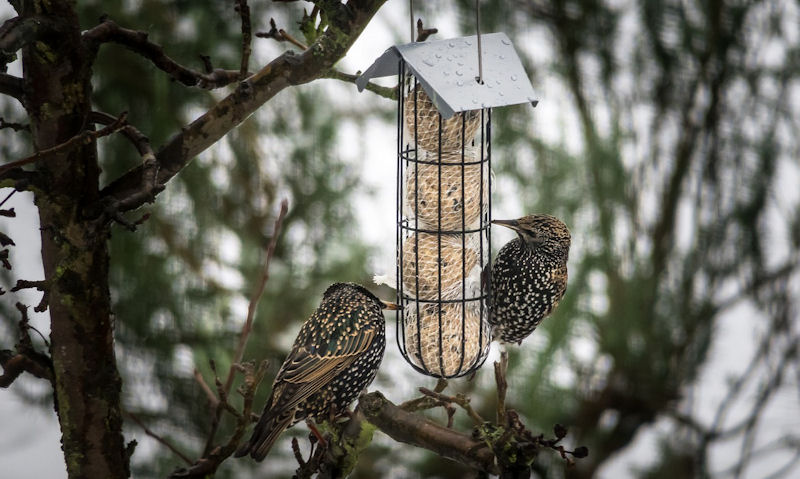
489;215;571;344
236;282;390;461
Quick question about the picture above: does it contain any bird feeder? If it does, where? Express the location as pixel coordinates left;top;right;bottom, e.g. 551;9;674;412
358;32;537;378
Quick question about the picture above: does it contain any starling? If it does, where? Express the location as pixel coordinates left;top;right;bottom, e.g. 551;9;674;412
235;282;398;461
489;215;571;344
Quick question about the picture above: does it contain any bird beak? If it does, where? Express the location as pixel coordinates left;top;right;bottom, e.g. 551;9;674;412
492;219;520;231
381;301;401;310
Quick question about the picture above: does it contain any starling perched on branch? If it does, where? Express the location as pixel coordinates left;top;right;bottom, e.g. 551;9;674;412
489;215;571;344
235;282;398;461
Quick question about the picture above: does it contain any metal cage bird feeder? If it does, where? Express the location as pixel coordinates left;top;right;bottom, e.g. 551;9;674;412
357;33;537;378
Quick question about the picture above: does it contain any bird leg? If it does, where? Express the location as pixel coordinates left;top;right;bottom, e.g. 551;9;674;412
305;419;328;449
494;348;509;424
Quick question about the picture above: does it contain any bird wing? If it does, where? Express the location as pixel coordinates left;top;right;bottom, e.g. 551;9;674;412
550;265;568;306
270;317;378;413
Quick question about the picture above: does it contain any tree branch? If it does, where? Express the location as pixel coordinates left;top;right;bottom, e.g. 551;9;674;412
323;69;396;100
0;303;53;387
224;199;288;393
256;18;309;50
169;360;269;478
0;113;128;178
125;411;193;465
100;0;387;213
199;199;288;455
415;18;438;42
257;17;396;100
235;0;252;79
417;387;484;425
0;350;53;387
0;116;28;132
0;73;24;103
358;391;499;474
90;111;154;160
82;19;241;89
11;279;49;312
1;16;45;59
88;111;164;227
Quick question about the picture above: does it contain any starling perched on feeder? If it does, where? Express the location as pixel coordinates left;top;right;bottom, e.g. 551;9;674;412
235;282;397;461
489;215;571;344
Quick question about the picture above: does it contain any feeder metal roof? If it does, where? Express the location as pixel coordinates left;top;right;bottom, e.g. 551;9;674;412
356;33;537;119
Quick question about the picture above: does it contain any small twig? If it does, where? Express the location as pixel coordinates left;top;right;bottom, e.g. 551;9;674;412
25;323;49;348
0;351;52;387
12;302;50;347
82;19;241;89
90;111;155;161
415;18;438;42
90;111;163;225
323;69;397;100
278;28;309;50
0;73;24;104
292;437;306;466
11;279;49;312
494;349;508;424
0;249;9;270
256;17;395;100
0;304;54;387
418;388;485;425
255;18;281;42
399;378;449;412
223;199;288;393
255;18;308;50
0;189;16;209
0;113;128;177
235;0;252;79
293;431;329;479
0;117;28;132
197;54;213;74
193;368;219;409
199;200;288;457
170;360;268;478
125;410;193;465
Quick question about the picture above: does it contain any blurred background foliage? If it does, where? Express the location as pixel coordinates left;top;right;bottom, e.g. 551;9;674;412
1;0;799;478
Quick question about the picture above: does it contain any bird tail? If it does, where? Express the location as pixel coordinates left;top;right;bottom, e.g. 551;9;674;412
234;410;294;461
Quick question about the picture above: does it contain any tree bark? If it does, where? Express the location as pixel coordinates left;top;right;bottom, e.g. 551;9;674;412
359;392;499;474
20;1;127;478
8;1;388;477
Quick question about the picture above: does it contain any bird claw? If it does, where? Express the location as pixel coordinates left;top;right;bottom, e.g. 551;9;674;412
305;419;328;448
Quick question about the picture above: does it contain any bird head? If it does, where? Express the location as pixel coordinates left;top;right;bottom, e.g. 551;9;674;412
322;282;400;310
492;214;571;260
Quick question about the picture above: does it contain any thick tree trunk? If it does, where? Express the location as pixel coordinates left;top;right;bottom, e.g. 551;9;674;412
21;1;128;477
